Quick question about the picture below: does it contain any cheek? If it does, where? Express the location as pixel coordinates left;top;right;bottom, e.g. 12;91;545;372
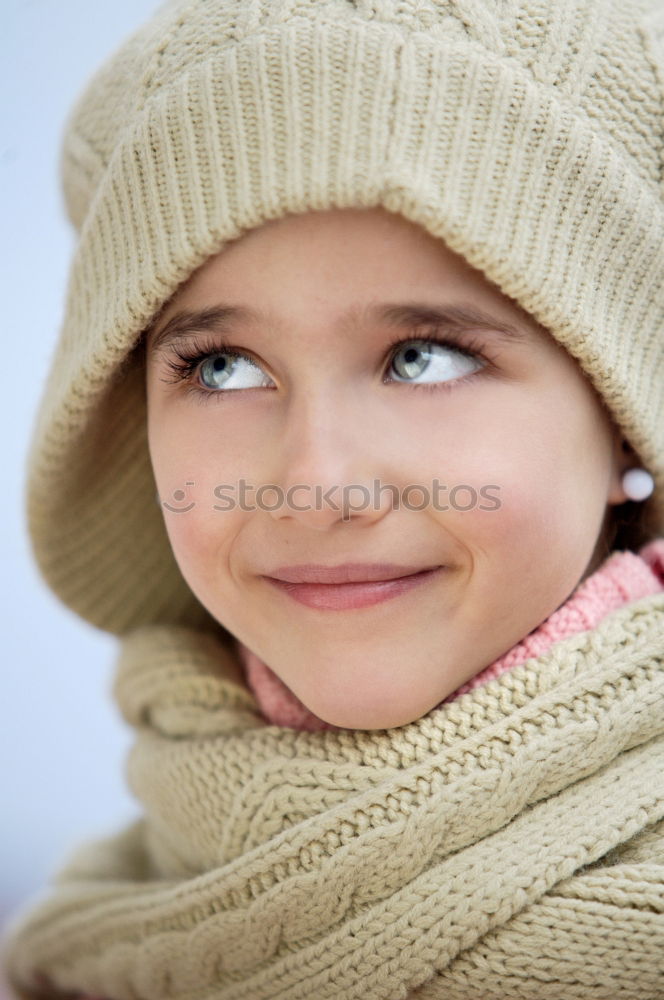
423;413;584;557
161;498;249;608
147;406;243;587
148;399;245;505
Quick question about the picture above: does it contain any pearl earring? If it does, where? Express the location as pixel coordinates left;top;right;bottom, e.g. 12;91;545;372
621;468;655;502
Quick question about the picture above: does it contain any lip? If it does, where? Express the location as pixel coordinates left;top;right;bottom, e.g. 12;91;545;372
266;562;442;584
263;564;446;611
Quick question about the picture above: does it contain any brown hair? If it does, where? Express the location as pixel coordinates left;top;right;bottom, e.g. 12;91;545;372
599;496;658;561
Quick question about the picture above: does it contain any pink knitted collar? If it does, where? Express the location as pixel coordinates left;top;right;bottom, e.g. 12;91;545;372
236;540;664;732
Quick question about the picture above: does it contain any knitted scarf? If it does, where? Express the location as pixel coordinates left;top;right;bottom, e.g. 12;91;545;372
4;557;664;1000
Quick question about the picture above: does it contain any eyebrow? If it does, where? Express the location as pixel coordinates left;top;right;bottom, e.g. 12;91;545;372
147;301;530;355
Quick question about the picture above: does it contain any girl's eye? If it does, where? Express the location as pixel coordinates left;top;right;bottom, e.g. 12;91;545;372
158;337;276;399
386;337;485;385
158;331;489;402
198;351;274;391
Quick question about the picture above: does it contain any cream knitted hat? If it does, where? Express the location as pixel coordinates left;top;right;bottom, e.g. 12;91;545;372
30;0;664;637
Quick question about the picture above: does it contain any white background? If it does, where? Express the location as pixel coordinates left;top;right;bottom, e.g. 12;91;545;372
1;0;161;986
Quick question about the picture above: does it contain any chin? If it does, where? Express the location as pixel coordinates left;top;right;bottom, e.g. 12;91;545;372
289;662;453;731
308;694;439;731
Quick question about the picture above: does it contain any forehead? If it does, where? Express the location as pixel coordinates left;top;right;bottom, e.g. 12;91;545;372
145;207;554;352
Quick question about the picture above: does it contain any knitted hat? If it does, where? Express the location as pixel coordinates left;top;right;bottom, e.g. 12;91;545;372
29;0;664;637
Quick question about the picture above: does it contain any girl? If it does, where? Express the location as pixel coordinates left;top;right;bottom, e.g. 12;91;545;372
4;0;664;997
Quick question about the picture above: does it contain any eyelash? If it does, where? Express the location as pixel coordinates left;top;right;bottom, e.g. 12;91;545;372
158;328;496;404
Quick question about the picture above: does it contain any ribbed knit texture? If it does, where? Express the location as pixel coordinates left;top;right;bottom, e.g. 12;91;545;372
240;539;664;731
21;0;664;638
3;587;664;999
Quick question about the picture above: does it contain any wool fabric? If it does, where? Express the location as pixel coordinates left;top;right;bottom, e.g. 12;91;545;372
8;544;664;1000
240;539;664;731
4;591;664;999
22;0;664;640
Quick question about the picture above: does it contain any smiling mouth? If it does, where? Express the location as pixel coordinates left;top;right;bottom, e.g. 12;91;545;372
263;566;447;611
265;562;443;584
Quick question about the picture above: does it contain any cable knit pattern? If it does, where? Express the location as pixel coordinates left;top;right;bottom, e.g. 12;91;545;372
3;583;664;999
46;557;664;1000
240;540;664;731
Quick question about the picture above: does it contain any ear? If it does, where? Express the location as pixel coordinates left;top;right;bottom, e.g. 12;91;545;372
607;436;637;505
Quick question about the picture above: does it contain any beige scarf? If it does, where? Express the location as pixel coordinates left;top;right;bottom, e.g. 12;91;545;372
4;593;664;1000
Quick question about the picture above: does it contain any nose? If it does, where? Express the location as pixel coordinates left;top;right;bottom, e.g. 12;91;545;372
266;391;393;531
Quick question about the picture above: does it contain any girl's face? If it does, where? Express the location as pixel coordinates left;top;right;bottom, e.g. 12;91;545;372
146;207;631;729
